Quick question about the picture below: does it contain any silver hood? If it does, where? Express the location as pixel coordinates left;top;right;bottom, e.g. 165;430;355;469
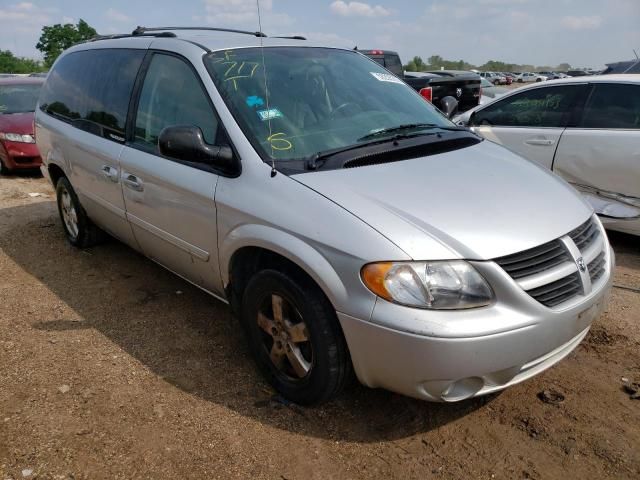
292;140;593;260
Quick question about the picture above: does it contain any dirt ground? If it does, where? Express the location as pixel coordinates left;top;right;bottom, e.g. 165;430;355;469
0;173;638;480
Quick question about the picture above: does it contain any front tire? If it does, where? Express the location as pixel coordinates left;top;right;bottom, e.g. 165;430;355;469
240;269;352;405
0;159;10;175
55;176;105;247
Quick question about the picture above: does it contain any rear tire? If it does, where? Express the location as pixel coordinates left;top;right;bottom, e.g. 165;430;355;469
240;269;352;405
55;176;105;248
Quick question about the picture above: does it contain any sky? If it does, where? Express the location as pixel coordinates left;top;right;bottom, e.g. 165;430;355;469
1;0;639;69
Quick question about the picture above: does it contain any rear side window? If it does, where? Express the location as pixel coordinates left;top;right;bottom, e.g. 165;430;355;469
471;85;584;128
40;49;144;142
384;54;403;77
580;83;640;129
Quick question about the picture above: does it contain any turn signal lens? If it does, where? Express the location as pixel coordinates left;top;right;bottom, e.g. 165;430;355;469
361;262;393;300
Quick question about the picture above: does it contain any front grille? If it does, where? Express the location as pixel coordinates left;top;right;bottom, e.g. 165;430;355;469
13;156;40;164
494;216;607;309
569;217;600;251
494;239;569;279
527;272;582;308
588;252;606;283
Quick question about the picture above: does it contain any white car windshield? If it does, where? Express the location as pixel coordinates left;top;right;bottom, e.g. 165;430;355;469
205;47;452;162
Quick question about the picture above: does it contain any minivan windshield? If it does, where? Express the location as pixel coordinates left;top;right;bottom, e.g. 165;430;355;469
204;47;453;163
0;84;42;114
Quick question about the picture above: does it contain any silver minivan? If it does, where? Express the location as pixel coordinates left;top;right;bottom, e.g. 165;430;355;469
36;28;613;404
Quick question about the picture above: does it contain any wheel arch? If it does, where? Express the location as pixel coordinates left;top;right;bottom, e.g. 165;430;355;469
48;162;66;187
222;224;349;313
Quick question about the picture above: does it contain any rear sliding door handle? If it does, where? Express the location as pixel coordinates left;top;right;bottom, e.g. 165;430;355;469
122;173;144;192
100;165;119;182
525;138;555;146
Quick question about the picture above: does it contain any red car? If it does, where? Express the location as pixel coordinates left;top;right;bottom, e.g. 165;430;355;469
0;77;44;174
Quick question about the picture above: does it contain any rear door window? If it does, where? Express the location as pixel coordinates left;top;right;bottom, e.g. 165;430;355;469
384;54;403;77
133;53;220;151
471;85;585;127
579;83;640;129
40;49;144;142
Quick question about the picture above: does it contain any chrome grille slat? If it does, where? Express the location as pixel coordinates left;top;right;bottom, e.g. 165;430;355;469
494;216;606;309
570;219;600;251
528;273;582;307
495;240;570;279
527;273;580;297
498;241;563;265
588;252;606;283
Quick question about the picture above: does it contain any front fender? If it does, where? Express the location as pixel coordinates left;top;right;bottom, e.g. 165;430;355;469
220;223;350;308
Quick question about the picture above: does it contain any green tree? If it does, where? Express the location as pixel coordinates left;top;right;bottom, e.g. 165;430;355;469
36;19;97;67
427;54;475;71
0;50;45;73
404;56;427;72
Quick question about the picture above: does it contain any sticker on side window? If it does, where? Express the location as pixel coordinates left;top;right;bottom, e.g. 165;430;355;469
257;108;283;121
370;72;404;84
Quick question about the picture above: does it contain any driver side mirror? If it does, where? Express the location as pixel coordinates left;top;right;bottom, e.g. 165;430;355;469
438;96;459;119
158;125;237;174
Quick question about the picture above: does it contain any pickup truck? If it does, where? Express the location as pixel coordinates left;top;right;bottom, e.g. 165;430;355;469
359;49;481;117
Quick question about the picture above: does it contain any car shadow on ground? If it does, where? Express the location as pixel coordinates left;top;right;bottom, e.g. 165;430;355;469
0;168;43;178
2;201;511;442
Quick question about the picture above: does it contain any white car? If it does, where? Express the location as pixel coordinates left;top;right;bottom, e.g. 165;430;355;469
515;72;547;83
479;77;509;104
453;74;640;236
479;71;506;85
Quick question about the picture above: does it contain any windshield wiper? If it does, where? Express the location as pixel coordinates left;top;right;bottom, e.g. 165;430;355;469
306;124;470;170
357;123;466;141
306;142;373;170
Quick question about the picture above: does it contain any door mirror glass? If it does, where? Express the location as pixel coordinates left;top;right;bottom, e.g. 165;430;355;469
438;96;459;118
159;125;235;172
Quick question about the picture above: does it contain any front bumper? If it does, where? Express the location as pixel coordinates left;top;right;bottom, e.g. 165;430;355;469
0;140;42;170
338;248;614;402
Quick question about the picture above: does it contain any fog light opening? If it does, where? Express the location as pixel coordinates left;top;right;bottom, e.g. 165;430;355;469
440;376;485;402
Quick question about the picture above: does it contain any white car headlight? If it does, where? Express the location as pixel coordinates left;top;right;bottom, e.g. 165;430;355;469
0;132;35;143
361;261;493;310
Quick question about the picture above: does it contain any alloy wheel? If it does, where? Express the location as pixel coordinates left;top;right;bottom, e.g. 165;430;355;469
257;293;313;379
60;188;79;239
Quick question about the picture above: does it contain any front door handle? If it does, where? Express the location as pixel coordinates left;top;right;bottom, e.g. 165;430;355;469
525;138;555;146
122;173;144;192
100;165;119;182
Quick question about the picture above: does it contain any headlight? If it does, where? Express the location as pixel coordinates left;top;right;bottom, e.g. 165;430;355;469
0;132;35;143
361;261;493;310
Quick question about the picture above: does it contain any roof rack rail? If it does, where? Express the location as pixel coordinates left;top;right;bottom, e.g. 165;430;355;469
132;26;267;38
272;35;307;40
86;32;176;43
